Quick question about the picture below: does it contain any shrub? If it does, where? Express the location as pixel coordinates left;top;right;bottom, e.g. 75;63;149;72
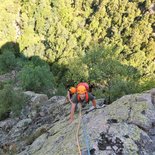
84;46;141;103
30;56;48;67
55;83;66;96
0;51;16;74
18;64;55;93
0;83;26;120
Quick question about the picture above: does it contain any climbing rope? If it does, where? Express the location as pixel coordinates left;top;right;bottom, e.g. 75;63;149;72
76;104;105;155
76;104;82;155
81;117;91;155
76;104;91;155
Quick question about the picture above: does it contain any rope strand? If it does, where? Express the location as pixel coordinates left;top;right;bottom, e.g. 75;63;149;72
82;118;91;155
76;104;82;155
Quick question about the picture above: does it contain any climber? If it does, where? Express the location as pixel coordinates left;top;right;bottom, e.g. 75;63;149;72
65;86;77;104
69;85;97;123
65;81;93;104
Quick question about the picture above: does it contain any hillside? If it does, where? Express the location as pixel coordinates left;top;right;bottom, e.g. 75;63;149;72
0;1;155;154
1;90;155;155
0;0;155;96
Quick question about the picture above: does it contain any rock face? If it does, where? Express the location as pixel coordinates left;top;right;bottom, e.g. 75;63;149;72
1;90;155;155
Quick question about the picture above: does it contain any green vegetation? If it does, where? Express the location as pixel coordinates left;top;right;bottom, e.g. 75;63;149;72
0;82;27;120
18;63;55;93
0;0;155;103
0;51;16;74
83;45;141;102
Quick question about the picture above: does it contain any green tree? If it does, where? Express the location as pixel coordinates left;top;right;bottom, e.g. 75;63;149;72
0;51;16;74
84;45;141;102
18;63;55;93
0;0;154;96
0;0;20;46
0;83;26;120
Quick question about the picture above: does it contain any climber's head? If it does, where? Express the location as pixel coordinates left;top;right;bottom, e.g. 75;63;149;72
69;87;76;94
77;85;87;100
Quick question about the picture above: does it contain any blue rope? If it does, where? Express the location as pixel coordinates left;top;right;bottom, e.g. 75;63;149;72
81;117;91;155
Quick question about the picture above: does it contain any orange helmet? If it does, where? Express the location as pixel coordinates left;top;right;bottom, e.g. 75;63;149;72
77;85;86;94
69;87;77;94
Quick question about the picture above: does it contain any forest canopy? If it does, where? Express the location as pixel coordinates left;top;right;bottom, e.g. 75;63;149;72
0;0;155;101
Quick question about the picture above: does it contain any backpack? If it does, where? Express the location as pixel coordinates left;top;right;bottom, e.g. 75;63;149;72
76;82;89;91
